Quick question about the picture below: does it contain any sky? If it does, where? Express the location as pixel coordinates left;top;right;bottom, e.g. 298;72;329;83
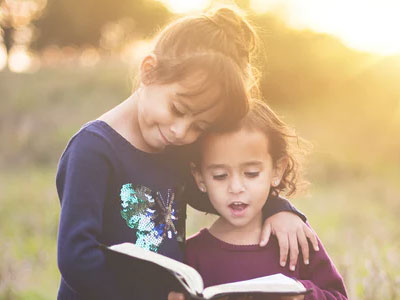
159;0;400;56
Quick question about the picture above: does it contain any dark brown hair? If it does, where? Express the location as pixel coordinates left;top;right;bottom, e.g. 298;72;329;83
140;6;261;128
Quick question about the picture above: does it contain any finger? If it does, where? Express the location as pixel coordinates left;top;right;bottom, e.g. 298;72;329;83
276;232;289;267
304;225;319;251
288;232;299;271
259;222;272;247
297;227;309;265
167;291;185;300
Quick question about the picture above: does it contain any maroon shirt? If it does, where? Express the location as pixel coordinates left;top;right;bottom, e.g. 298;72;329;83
185;228;348;300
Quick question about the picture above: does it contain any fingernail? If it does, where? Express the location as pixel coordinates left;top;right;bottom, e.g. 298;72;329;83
305;259;309;265
316;246;320;251
280;261;286;267
290;265;295;271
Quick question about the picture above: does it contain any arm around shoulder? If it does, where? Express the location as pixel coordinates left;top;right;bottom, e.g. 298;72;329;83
262;195;307;222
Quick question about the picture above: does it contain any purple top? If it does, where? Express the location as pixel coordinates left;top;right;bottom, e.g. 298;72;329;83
185;228;348;300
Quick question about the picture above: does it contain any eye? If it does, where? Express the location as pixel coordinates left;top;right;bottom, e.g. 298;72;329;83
244;171;259;178
213;174;227;180
193;123;207;132
171;103;185;116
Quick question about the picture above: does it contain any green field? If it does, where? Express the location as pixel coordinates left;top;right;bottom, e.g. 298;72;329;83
1;62;399;299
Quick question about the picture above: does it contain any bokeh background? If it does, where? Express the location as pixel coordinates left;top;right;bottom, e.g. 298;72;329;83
1;0;399;299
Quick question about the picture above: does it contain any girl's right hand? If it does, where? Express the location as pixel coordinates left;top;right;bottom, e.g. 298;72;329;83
168;291;186;300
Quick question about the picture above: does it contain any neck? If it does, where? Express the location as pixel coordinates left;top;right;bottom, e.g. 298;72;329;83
209;213;263;245
98;90;156;153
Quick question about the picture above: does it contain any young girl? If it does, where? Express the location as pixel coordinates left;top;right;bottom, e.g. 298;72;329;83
186;100;348;300
56;7;317;300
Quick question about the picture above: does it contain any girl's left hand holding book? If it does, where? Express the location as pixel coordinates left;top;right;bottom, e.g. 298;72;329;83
168;291;186;300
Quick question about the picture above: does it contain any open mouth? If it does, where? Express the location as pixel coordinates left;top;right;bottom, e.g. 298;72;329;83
228;202;248;216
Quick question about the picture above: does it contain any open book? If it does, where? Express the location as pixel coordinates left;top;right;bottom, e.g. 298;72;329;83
102;242;312;299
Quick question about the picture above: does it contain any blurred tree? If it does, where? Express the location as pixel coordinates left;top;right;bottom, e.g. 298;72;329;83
251;14;373;106
31;0;171;50
0;0;45;69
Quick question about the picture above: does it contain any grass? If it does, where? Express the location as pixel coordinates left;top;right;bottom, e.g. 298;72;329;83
0;61;399;299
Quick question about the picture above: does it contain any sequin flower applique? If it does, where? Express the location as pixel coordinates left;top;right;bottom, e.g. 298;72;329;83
120;183;181;252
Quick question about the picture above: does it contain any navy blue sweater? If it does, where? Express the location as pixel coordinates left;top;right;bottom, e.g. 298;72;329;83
56;120;305;300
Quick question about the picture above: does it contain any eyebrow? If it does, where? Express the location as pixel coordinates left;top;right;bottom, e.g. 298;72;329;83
206;161;263;170
242;161;263;167
206;164;227;170
175;92;217;117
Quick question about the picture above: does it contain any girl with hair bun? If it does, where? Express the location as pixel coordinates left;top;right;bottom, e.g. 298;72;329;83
56;6;315;299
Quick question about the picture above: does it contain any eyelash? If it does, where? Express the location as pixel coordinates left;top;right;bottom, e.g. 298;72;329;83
213;174;227;180
245;172;260;178
171;104;208;131
194;124;207;132
213;172;260;180
171;104;185;116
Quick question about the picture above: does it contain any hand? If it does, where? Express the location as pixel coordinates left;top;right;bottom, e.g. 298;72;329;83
280;295;305;300
168;291;186;300
259;211;319;271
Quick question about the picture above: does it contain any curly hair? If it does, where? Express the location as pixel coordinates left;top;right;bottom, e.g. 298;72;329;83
244;100;310;196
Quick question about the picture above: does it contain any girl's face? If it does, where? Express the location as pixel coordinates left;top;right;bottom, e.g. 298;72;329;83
136;72;224;152
192;128;286;230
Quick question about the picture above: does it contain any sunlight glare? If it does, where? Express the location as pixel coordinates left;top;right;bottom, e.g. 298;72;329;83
250;0;282;14
79;47;100;67
120;40;152;65
250;0;400;55
159;0;211;13
8;46;36;73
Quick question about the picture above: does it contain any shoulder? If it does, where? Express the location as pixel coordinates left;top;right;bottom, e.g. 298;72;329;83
186;229;208;246
59;120;118;164
56;121;118;183
185;229;211;254
185;229;209;266
66;121;114;151
300;222;332;266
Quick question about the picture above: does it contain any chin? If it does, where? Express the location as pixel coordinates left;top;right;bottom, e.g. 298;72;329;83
143;139;165;152
226;218;251;228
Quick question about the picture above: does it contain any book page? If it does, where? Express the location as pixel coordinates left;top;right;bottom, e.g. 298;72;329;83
107;243;204;295
202;273;306;299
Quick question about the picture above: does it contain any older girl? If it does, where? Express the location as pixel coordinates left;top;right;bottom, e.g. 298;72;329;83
56;8;316;299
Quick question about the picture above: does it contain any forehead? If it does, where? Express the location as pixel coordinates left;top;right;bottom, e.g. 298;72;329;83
200;128;270;164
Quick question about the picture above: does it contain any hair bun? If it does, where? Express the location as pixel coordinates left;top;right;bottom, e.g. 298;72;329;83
206;7;257;60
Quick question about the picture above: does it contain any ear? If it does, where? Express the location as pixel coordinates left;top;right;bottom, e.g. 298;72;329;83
272;157;288;187
139;54;158;85
190;162;207;193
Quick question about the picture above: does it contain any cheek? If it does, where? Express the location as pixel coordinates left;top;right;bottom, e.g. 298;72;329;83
249;176;272;196
141;88;172;124
146;105;172;127
204;179;226;200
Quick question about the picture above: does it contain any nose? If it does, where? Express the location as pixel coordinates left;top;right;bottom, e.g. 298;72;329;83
228;174;245;194
170;118;191;142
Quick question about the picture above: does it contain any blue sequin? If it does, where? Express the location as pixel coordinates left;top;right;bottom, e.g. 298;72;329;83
120;183;180;252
